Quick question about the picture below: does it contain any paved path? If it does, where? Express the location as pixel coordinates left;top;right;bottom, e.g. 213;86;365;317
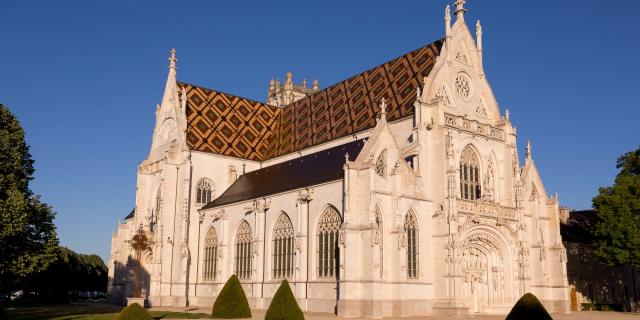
151;305;640;319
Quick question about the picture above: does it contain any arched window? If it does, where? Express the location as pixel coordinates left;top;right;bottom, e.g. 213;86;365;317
375;150;387;177
272;213;294;279
405;210;419;278
203;227;218;280
460;145;481;200
196;179;213;204
235;221;252;279
317;206;341;278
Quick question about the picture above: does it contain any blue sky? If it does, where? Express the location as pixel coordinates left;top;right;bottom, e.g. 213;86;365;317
1;1;639;261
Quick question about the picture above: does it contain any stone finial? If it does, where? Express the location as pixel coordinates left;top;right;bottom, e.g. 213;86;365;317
379;98;387;122
169;48;177;70
525;140;532;159
505;109;510;121
416;86;422;101
476;20;483;50
302;78;307;88
454;0;467;22
286;71;293;84
445;5;451;36
312;79;319;91
269;78;275;90
345;152;350;163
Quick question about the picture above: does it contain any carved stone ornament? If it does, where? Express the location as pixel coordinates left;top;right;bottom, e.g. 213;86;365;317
455;73;472;101
338;229;346;247
372;229;381;246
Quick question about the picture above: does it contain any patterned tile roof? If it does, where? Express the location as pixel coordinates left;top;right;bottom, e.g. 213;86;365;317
181;82;280;161
181;39;444;161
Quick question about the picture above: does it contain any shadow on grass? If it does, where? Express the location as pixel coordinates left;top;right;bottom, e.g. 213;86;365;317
6;303;210;320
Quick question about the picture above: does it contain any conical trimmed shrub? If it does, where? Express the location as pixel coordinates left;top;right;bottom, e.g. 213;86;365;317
117;303;152;320
505;293;552;320
265;279;304;320
212;274;252;319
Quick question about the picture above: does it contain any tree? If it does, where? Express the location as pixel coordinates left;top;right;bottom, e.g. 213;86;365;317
591;146;640;267
0;104;58;293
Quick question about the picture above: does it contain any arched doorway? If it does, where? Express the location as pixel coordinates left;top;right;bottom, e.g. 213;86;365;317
461;228;516;313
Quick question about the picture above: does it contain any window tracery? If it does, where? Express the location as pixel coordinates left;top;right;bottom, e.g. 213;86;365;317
460;145;481;200
405;211;419;278
455;73;472;101
203;227;218;280
436;85;451;106
235;221;253;279
196;179;213;205
272;213;294;279
317;206;341;278
375;150;387;177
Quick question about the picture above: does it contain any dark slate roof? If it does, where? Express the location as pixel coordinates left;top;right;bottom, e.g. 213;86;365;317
560;209;597;243
124;208;135;220
202;139;366;209
182;39;443;161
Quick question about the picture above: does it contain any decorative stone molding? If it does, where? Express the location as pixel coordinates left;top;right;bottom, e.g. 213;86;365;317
444;113;505;141
139;159;164;174
457;198;517;220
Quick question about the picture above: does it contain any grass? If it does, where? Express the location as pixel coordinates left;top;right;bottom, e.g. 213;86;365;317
5;302;211;320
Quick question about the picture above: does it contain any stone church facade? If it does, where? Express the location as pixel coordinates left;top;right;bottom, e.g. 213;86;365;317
108;1;571;317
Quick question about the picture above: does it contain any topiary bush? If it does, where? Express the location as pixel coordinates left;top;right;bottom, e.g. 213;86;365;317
212;274;252;319
505;293;552;320
117;303;152;320
265;279;304;320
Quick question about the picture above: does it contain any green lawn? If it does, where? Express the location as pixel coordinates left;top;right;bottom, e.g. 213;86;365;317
5;303;211;320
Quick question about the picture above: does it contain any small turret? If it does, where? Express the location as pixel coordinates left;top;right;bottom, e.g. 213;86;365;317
267;72;319;107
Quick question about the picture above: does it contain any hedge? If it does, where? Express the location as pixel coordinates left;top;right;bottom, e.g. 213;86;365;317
212;274;252;319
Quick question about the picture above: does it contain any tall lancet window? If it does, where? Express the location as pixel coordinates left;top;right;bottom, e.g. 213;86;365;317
151;187;161;232
196;178;213;205
203;227;218;280
460;145;481;200
405;210;419;279
374;207;384;275
317;206;341;278
272;213;294;279
235;221;253;279
375;150;387;177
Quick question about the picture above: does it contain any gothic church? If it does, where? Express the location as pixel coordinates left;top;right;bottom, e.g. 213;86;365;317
108;1;571;317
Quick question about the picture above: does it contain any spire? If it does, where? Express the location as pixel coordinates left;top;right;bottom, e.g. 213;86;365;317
525;140;532;160
312;79;319;91
161;48;179;112
505;109;510;121
454;0;467;22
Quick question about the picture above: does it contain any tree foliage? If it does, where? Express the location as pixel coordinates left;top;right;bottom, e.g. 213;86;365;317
212;275;252;319
265;279;304;320
0;104;58;293
592;146;640;267
27;246;108;302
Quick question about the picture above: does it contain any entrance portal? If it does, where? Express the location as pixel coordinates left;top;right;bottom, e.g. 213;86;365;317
461;230;515;314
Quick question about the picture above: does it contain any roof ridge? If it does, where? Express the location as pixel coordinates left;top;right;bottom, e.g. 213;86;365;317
279;38;446;109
